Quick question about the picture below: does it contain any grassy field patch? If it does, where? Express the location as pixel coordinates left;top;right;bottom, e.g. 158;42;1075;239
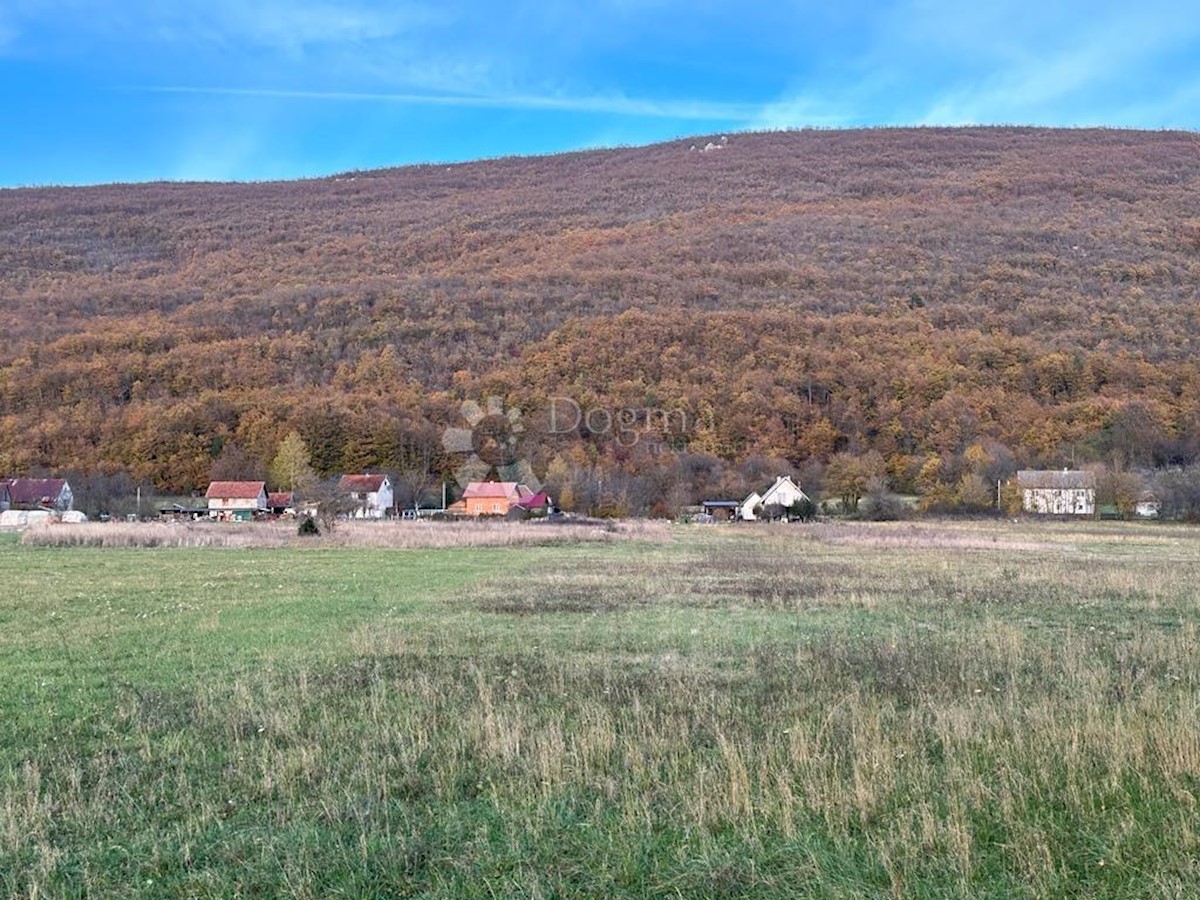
2;521;1199;896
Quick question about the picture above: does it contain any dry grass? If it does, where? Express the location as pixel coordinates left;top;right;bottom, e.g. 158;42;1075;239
17;517;673;549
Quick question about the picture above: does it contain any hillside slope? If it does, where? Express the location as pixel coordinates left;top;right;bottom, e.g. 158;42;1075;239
1;127;1198;502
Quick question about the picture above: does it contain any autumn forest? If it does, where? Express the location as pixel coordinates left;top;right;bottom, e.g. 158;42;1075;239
2;126;1200;515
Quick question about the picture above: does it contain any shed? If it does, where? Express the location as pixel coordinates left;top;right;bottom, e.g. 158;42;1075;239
701;500;740;521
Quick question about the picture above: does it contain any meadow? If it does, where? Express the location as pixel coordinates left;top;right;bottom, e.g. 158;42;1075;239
2;519;1199;897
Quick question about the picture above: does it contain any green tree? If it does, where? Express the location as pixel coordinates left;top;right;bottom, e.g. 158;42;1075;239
955;472;994;510
269;431;316;494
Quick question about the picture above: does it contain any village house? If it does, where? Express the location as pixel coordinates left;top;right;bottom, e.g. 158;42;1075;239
267;491;295;516
1016;469;1096;516
206;481;267;521
337;474;394;518
1135;491;1160;519
2;477;73;512
515;490;552;517
740;476;809;521
451;481;537;516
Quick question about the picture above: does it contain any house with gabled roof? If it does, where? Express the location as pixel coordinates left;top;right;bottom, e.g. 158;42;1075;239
337;474;394;518
740;476;809;521
455;481;536;516
1016;469;1095;516
206;481;267;521
515;490;552;516
4;477;73;512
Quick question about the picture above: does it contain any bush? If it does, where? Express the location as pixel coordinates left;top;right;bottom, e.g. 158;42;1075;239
859;494;906;521
298;516;320;537
788;497;818;521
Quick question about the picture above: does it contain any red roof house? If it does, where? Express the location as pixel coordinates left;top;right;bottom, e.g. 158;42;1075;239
205;481;267;520
4;478;73;511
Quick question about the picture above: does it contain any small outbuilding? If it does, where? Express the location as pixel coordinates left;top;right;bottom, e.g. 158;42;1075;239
1135;491;1160;519
701;500;740;521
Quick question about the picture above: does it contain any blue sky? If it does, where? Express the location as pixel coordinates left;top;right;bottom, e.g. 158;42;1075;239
2;0;1198;186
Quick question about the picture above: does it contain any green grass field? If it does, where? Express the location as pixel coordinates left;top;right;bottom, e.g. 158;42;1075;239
3;521;1200;897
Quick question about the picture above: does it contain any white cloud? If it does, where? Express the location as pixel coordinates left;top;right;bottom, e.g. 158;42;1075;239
135;84;762;121
201;0;445;55
1;1;447;58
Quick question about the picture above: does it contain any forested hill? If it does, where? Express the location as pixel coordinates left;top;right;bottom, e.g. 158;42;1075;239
2;127;1200;505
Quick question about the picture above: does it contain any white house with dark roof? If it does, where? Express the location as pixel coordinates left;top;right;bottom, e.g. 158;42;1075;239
740;476;809;520
1017;469;1096;516
337;474;394;518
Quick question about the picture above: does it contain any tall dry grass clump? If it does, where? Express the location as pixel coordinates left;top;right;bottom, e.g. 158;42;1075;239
18;518;672;550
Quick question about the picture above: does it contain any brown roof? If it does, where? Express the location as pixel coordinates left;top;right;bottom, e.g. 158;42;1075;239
206;481;266;499
338;474;388;492
267;492;293;508
1016;470;1096;490
463;481;526;499
6;478;68;505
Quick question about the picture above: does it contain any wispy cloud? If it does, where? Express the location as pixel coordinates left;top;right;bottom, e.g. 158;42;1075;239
912;5;1200;126
133;84;762;121
751;0;1200;131
191;0;446;56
